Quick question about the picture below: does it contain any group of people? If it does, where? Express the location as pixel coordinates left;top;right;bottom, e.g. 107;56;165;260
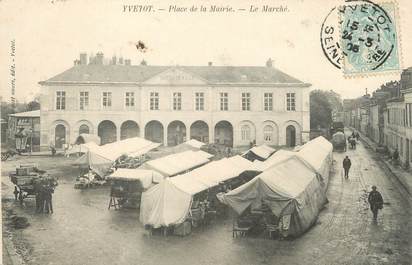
34;178;56;214
342;131;384;223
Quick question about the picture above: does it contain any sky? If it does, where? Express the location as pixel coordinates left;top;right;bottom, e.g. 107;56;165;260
0;0;411;102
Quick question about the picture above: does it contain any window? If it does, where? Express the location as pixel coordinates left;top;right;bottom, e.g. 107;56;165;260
150;92;159;110
241;125;251;141
264;125;274;142
264;93;273;111
173;92;182;110
79;124;90;134
242;92;251;111
56;91;66;110
286;93;296;111
102;92;112;108
125;92;135;108
79;91;89;110
220;92;228;111
195;92;204;111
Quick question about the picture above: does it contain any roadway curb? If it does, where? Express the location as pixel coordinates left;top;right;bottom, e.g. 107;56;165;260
2;237;24;265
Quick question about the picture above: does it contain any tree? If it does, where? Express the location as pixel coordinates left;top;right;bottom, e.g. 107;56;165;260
26;100;40;111
310;90;342;129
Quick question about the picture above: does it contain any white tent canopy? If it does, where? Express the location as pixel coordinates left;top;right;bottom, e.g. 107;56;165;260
243;144;276;161
74;137;160;176
253;149;296;171
107;169;165;189
297;136;333;187
67;141;100;156
141;150;213;177
220;155;327;237
183;139;205;149
140;155;259;228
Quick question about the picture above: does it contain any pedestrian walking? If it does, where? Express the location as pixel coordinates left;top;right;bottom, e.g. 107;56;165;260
343;156;352;179
355;132;360;141
368;185;383;222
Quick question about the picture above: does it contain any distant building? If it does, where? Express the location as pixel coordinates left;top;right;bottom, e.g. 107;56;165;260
383;68;412;166
7;110;41;152
38;53;311;150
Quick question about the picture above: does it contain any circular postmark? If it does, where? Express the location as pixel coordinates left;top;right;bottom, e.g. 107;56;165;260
321;0;399;73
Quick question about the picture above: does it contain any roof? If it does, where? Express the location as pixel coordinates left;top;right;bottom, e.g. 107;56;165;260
9;110;40;118
243;144;276;160
142;150;213;177
107;169;164;188
40;65;309;86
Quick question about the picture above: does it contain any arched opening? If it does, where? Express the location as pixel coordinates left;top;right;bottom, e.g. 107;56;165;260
145;120;164;144
79;124;90;135
286;125;296;147
190;120;209;143
214;121;233;147
120;120;139;140
167;121;186;146
241;125;251;142
98;120;117;145
55;124;66;149
263;125;274;143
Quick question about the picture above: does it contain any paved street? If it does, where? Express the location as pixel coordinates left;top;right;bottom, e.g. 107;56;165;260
2;140;411;265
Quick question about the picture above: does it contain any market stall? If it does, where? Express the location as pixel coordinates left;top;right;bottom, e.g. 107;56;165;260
140;155;260;235
140;150;213;177
242;144;276;162
220;155;327;238
74;137;160;177
106;169;165;209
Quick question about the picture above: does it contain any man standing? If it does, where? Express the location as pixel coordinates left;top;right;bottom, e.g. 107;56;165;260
343;156;352;179
44;185;54;214
368;185;383;222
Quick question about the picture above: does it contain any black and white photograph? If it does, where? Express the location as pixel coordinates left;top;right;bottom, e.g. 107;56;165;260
0;0;411;264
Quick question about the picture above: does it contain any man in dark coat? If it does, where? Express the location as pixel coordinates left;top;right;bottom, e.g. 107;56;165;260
34;179;44;213
368;185;383;222
343;156;352;179
44;185;54;214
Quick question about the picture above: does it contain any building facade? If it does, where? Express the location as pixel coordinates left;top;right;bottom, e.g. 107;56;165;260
383;68;412;167
39;54;311;150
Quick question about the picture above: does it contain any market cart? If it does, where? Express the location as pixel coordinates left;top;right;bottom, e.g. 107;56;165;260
9;164;56;204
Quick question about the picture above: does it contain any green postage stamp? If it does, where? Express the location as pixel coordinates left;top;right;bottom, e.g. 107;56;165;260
321;0;401;76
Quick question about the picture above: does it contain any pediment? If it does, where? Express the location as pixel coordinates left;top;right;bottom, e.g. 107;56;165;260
143;67;207;85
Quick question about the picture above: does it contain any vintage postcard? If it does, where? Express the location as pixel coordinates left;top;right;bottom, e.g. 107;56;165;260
1;0;411;264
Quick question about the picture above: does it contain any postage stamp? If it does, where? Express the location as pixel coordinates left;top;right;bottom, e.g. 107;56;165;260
320;0;401;76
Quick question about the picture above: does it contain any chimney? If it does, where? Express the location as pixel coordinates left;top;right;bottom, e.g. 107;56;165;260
112;56;117;65
266;58;273;67
125;59;131;66
119;57;124;65
95;52;104;65
79;53;88;65
208;62;213;66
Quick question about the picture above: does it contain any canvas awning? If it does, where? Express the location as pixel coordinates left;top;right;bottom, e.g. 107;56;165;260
140;155;259;228
74;137;160;177
141;150;213;177
67;142;99;155
253;149;295;171
297;136;333;187
107;169;165;189
242;144;276;161
220;155;327;237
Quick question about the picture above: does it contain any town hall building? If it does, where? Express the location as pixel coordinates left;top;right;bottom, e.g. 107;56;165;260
39;53;311;150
